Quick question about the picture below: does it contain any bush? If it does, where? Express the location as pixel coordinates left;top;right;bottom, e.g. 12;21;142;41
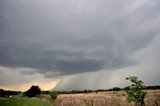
41;90;50;94
50;92;59;100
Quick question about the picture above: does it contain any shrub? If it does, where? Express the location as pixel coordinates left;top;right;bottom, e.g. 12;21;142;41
50;92;59;100
125;76;147;106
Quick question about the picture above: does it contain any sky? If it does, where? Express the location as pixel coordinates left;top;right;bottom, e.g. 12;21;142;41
0;0;160;91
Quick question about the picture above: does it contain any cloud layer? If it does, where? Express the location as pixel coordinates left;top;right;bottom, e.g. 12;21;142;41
0;0;160;90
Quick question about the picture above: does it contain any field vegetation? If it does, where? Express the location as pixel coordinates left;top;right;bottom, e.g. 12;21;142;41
53;90;160;106
0;97;50;106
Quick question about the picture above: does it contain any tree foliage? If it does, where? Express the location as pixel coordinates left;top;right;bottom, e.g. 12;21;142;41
25;85;41;97
0;89;20;97
125;76;147;106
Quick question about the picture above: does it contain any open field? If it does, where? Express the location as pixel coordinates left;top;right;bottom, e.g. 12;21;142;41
0;90;160;106
53;90;160;106
0;97;50;106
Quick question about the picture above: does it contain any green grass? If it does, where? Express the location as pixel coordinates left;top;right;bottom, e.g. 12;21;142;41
0;97;51;106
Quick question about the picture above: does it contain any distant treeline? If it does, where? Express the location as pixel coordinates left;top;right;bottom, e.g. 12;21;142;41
42;85;160;94
145;85;160;90
1;85;160;97
0;89;21;97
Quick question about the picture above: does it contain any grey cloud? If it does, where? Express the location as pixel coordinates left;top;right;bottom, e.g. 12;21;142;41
20;71;35;75
54;59;105;74
53;35;160;90
18;69;36;75
0;0;160;76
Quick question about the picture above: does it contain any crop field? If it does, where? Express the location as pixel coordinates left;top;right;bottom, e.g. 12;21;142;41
53;90;160;106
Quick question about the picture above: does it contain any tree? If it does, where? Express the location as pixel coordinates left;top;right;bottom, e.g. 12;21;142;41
0;89;5;97
25;85;41;97
125;76;147;106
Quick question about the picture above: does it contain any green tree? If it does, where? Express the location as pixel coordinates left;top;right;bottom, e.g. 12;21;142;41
25;85;41;97
125;76;147;106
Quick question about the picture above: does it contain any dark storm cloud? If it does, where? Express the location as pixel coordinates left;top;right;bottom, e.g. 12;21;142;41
0;0;160;75
54;59;105;74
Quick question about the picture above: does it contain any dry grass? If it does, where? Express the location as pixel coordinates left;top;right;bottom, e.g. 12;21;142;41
52;90;160;106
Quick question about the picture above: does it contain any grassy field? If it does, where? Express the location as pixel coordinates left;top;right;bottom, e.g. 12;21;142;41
0;97;51;106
